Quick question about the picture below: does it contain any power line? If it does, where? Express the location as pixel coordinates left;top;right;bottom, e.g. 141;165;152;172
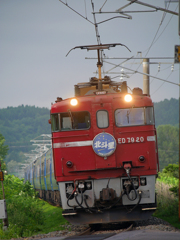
84;0;87;19
127;0;178;16
91;0;101;45
143;3;178;54
151;71;173;96
99;0;108;12
134;1;177;73
103;60;180;87
59;0;94;25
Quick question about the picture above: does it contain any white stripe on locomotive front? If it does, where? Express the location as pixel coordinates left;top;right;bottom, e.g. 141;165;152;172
53;140;93;148
53;135;155;149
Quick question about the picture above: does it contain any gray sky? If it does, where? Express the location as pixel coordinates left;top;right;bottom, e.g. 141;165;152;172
0;0;179;109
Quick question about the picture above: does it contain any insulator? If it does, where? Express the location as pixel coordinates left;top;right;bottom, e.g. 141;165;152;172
171;64;174;72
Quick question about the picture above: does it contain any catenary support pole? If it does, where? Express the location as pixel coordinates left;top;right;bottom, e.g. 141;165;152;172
143;58;150;95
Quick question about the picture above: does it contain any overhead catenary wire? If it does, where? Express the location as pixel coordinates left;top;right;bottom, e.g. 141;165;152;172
151;71;173;96
99;0;108;12
134;0;175;74
103;60;180;87
127;0;178;16
91;0;101;45
97;2;177;81
59;0;179;93
150;4;178;48
161;0;171;23
142;2;177;55
84;0;87;19
150;63;175;84
59;0;94;25
116;0;138;12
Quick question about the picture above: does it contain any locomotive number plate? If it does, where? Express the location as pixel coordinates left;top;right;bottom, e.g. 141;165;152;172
118;136;144;144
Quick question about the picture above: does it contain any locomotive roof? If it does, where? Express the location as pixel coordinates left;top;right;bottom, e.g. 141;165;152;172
51;91;153;113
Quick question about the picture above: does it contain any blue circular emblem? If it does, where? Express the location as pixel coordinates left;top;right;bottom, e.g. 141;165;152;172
92;132;116;158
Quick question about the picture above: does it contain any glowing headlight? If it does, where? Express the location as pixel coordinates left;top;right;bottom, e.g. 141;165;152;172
124;94;132;102
70;98;78;106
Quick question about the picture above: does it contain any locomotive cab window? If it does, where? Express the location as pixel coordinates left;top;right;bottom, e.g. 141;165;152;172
51;111;90;131
115;107;154;127
51;114;60;131
97;110;109;128
145;107;155;125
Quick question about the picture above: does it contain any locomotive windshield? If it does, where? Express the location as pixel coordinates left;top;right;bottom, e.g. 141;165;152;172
51;111;90;131
115;107;154;127
97;110;109;128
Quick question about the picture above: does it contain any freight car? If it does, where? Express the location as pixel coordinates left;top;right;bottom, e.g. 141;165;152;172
25;44;159;225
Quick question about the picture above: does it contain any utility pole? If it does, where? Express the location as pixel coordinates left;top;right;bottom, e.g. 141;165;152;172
143;58;150;95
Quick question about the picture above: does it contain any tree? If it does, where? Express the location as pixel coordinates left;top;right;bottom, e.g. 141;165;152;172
157;125;179;171
7;160;19;174
154;98;179;127
0;133;9;170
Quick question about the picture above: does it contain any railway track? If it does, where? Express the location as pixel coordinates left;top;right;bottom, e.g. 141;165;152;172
63;222;134;240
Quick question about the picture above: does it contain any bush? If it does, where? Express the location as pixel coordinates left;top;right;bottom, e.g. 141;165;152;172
161;164;179;179
158;164;179;196
154;164;180;229
0;175;37;199
0;175;45;239
154;183;179;229
6;196;44;237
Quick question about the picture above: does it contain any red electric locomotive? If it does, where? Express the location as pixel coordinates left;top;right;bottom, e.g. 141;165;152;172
50;44;159;225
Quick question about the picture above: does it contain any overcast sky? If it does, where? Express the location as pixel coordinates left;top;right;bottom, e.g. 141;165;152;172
0;0;179;109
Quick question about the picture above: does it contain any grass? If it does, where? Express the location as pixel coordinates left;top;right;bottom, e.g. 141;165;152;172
38;200;69;234
0;175;69;239
0;198;69;239
153;180;180;229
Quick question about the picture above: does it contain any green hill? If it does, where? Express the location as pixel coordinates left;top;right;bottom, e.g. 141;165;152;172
0;105;51;176
154;98;179;127
0;105;51;146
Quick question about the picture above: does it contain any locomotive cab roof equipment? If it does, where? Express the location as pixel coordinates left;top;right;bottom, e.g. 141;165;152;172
67;43;131;92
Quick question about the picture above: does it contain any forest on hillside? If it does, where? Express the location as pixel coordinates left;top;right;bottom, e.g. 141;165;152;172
0;98;179;176
154;98;179;127
0;105;51;176
0;105;51;146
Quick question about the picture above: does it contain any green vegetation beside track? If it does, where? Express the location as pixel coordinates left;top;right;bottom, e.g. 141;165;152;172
0;175;68;239
0;163;179;239
153;164;180;229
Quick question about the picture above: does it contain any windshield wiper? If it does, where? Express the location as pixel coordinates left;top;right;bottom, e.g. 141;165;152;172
67;109;74;128
126;105;134;124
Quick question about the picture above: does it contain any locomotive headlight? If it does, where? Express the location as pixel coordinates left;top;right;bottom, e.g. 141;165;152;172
124;94;132;102
70;98;78;106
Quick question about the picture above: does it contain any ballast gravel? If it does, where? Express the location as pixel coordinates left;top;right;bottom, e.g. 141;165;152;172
10;216;180;240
